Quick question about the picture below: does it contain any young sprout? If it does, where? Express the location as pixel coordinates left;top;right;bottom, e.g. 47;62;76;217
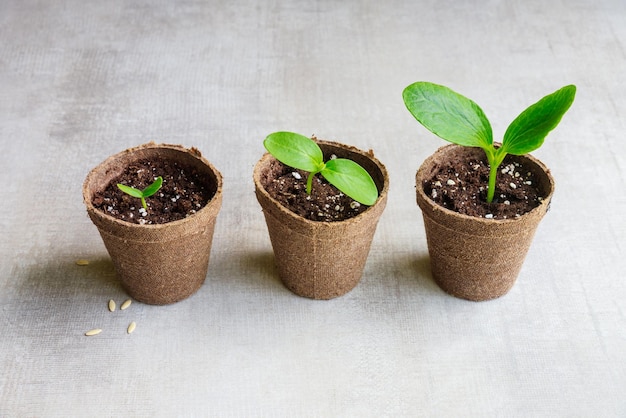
263;132;379;206
402;82;576;203
117;176;163;210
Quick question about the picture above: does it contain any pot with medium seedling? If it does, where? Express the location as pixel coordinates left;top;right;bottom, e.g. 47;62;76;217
253;132;389;299
403;82;576;301
83;142;223;305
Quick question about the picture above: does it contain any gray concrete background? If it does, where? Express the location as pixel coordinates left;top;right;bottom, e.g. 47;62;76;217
1;0;624;416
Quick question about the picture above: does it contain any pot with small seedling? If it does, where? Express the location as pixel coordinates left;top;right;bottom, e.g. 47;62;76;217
253;132;389;299
403;82;576;301
83;142;223;305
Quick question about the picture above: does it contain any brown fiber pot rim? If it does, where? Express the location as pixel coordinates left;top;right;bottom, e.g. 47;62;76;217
253;139;390;235
83;142;223;237
415;144;555;235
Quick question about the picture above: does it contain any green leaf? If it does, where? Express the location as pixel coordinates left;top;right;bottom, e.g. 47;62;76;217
142;176;163;197
322;158;378;206
117;183;144;198
502;85;576;155
402;82;493;149
263;131;325;173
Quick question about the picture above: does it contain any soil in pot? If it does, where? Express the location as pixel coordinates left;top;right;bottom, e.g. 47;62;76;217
91;155;217;225
261;158;369;222
421;152;547;219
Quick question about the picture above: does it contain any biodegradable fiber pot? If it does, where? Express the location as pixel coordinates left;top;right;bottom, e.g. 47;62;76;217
83;143;223;305
254;140;389;300
416;144;555;301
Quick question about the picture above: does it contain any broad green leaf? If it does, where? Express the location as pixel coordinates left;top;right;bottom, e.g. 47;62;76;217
264;131;324;173
117;183;144;198
322;158;378;206
402;82;493;149
502;85;576;155
142;176;163;197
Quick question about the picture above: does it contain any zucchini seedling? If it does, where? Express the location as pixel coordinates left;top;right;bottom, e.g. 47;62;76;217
402;82;576;203
263;132;379;206
117;176;163;210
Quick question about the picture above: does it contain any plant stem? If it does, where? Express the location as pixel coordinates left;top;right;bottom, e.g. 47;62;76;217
487;163;498;203
141;197;147;210
486;148;508;204
306;172;315;195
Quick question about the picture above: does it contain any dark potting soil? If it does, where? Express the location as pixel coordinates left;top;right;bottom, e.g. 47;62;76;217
92;156;216;225
263;159;370;222
422;154;545;220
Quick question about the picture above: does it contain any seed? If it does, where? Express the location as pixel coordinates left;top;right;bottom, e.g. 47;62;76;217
510;182;517;189
108;300;116;312
75;259;90;266
85;328;102;336
127;322;136;334
120;299;132;310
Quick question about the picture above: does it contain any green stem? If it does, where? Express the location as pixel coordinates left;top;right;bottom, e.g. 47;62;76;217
306;172;315;195
487;163;498;204
485;148;508;204
141;197;147;210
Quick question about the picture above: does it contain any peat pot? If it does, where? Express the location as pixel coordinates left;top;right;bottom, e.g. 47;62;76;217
83;142;223;305
415;144;555;301
254;140;389;300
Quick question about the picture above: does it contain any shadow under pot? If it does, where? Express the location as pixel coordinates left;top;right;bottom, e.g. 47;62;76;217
253;139;389;300
83;142;223;305
415;144;555;301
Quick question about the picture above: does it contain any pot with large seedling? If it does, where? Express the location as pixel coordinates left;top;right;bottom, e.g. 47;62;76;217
403;82;576;301
253;132;389;299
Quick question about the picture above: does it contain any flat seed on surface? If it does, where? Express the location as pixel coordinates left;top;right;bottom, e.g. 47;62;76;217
108;300;116;312
85;329;102;336
120;299;132;310
75;259;90;266
127;322;136;334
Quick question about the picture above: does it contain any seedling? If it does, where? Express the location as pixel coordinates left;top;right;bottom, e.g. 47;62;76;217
117;176;163;210
402;82;576;203
263;132;379;206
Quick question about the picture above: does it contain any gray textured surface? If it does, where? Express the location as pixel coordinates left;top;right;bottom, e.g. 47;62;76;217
1;0;625;416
